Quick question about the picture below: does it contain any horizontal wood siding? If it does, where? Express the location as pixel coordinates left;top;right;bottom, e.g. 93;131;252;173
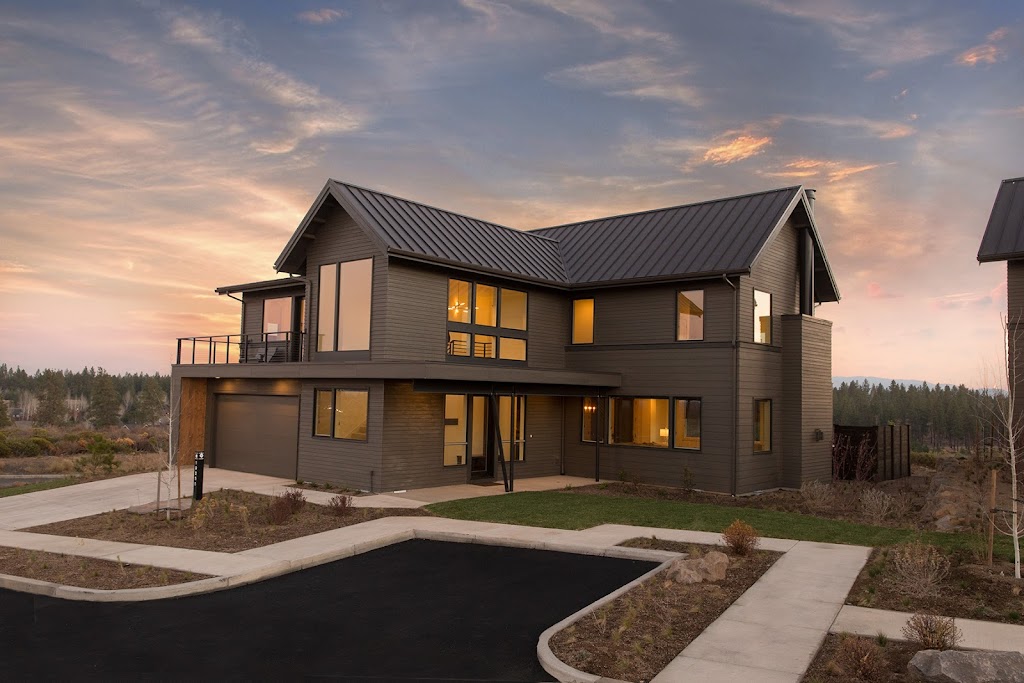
526;289;568;369
1008;260;1024;324
381;261;447;362
305;203;387;361
512;394;563;478
297;380;384;490
736;345;783;493
743;218;800;348
562;347;734;493
786;316;834;484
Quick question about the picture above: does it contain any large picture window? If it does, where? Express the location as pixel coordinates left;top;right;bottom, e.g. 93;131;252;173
609;397;669;448
673;399;701;450
754;289;771;344
572;298;594;344
317;259;372;352
676;290;704;341
446;279;527;363
442;394;526;465
754;399;771;452
312;389;368;441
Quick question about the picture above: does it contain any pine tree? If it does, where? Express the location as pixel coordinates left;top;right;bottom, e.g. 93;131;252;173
35;371;68;426
0;398;12;428
130;377;166;425
87;372;122;428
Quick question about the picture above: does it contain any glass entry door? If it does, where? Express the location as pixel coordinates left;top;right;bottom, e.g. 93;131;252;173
470;396;493;478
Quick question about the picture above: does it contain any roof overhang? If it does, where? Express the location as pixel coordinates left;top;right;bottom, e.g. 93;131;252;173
215;278;307;295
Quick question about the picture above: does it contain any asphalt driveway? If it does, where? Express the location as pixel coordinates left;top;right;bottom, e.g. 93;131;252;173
2;539;655;681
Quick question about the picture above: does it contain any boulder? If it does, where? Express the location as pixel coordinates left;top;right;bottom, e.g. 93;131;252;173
908;649;1024;683
667;551;730;584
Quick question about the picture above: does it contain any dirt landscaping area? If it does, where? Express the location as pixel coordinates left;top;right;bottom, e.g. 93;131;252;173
23;489;431;553
548;538;780;682
0;452;165;478
0;546;209;590
804;633;926;683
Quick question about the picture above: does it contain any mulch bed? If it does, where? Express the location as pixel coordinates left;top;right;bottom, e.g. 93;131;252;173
848;546;1024;624
803;633;923;682
0;546;210;590
24;489;431;553
549;539;780;682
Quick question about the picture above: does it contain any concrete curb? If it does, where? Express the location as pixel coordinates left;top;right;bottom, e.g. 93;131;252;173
536;559;676;683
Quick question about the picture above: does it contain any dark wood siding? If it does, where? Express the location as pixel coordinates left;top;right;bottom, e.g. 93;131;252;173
1008;261;1024;430
297;380;384;490
781;315;833;487
743;218;800;348
381;261;447;362
736;345;783;493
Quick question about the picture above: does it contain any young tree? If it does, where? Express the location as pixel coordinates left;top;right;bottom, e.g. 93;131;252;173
87;372;122;428
35;370;68;426
0;398;12;428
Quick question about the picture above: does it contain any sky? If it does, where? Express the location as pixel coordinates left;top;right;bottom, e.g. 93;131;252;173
0;0;1022;385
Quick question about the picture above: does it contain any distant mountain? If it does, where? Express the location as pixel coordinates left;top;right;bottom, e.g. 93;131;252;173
833;376;938;389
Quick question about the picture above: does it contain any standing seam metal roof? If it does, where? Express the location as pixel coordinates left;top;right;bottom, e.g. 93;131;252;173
978;177;1024;262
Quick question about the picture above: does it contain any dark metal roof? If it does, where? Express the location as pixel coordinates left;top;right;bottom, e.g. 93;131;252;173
273;179;839;301
216;277;306;295
978;177;1024;263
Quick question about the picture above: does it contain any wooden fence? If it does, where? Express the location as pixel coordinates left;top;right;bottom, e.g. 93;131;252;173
832;424;911;482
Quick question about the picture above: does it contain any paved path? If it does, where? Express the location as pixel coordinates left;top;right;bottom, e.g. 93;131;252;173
833;605;1024;654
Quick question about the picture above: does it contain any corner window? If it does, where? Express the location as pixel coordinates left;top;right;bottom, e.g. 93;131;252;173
312;389;368;441
676;290;704;341
572;298;594;344
673;399;701;450
754;399;771;452
581;397;599;442
317;258;372;352
609;397;669;448
754;290;771;344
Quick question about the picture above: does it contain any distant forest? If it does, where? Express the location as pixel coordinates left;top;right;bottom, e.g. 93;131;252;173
833;380;999;451
0;364;170;425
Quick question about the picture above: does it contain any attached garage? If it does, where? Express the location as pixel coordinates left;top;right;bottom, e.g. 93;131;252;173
213;394;299;478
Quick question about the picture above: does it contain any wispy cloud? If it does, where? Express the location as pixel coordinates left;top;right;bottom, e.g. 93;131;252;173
702;132;772;165
296;8;347;25
762;158;891;183
525;0;675;46
784;114;916;140
865;68;889;81
548;55;701;107
955;26;1011;66
867;282;900;299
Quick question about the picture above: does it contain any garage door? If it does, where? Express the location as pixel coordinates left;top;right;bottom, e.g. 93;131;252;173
214;395;298;478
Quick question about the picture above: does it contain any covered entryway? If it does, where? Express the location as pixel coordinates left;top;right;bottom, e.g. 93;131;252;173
213;394;298;478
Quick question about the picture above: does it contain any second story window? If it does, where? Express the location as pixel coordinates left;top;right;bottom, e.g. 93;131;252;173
676;290;704;341
446;278;528;362
754;289;771;344
572;298;594;344
317;259;373;352
263;297;293;341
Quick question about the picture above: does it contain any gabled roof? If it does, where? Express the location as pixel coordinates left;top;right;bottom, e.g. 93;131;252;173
978;177;1024;263
273;179;839;301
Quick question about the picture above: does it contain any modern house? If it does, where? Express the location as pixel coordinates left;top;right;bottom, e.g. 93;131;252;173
171;179;839;495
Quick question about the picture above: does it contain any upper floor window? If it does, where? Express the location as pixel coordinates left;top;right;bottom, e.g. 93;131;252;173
676;290;704;341
446;278;528;362
753;399;771;452
572;298;594;344
263;297;293;341
317;258;372;352
754;290;771;344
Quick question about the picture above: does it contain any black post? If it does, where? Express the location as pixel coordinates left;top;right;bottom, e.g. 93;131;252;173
193;451;206;501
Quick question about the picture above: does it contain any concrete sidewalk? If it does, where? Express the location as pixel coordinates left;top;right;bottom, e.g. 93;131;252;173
833;605;1024;655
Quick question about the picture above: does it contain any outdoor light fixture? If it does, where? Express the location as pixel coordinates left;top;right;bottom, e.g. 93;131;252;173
659;428;669;438
814;428;824;441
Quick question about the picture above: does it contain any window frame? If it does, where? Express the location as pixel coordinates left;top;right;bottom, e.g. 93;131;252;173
442;393;469;467
607;396;671;449
753;398;772;453
445;277;528;364
311;387;370;442
675;289;705;342
581;396;600;443
753;289;772;344
672;397;702;451
316;257;374;353
440;393;526;467
572;298;595;345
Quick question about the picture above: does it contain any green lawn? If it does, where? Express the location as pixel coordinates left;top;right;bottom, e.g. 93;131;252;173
427;491;1013;559
0;478;77;498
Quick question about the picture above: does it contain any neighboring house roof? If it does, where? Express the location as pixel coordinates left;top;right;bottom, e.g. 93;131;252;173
978;176;1024;263
273;179;840;302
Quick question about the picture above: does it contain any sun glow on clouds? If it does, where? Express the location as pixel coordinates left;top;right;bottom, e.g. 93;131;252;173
702;134;773;165
956;27;1011;66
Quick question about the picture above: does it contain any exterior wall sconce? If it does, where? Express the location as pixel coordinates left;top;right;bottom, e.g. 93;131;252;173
659;428;669;438
814;428;824;442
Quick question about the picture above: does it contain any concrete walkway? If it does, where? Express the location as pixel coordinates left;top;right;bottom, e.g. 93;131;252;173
833;605;1024;654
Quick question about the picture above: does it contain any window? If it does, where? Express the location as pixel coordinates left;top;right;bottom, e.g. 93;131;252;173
581;397;599;442
572;298;594;344
754;290;771;344
676;290;704;341
673;399;701;450
317;258;372;352
754;399;771;452
446;279;527;362
312;389;368;441
609;397;669;448
263;297;293;341
498;395;526;461
443;395;467;466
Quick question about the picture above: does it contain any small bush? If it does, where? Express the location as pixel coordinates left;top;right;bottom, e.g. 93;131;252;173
859;488;894;525
901;613;962;650
280;489;306;514
890;542;951;597
910;451;937;468
327;494;353;516
800;480;833;511
721;519;760;556
265;490;306;525
73;451;120;475
833;634;886;681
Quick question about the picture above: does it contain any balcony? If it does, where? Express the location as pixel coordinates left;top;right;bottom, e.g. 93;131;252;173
176;332;307;365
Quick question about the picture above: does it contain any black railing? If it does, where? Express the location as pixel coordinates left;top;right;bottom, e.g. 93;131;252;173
176;332;307;365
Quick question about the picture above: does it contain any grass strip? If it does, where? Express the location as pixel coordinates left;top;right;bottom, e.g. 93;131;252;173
427;490;1013;558
0;478;78;498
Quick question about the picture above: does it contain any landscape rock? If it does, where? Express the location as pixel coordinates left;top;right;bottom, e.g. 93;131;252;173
908;649;1024;683
667;551;730;584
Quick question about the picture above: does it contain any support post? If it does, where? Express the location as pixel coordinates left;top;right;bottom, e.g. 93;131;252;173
488;395;509;492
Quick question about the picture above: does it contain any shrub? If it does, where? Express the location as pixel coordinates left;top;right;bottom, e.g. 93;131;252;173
901;613;962;650
280;489;306;514
890;542;951;597
73;451;120;475
833;634;885;681
721;519;760;556
910;451;937;468
265;490;306;525
327;494;353;516
800;480;832;511
859;488;894;525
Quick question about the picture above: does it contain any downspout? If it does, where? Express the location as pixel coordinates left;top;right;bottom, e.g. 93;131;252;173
722;274;738;497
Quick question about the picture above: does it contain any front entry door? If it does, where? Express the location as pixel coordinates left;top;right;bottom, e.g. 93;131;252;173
470;396;494;479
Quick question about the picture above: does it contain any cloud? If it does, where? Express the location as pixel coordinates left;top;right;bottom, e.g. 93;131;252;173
525;0;675;46
785;114;916;140
702;133;773;165
867;282;899;299
548;56;701;107
296;8;347;25
761;158;891;183
865;68;889;81
956;26;1012;66
893;88;909;101
930;291;998;310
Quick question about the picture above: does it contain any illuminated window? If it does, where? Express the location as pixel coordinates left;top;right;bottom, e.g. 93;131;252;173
443;395;467;466
475;285;497;326
673;399;701;450
676;290;704;341
447;331;470;357
500;289;527;330
447;280;471;323
314;389;332;437
312;389;368;441
447;279;526;362
317;259;372;352
754;290;771;344
581;397;599;442
754;399;771;452
572;298;594;344
609;397;669;448
499;337;526;361
474;335;496;358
